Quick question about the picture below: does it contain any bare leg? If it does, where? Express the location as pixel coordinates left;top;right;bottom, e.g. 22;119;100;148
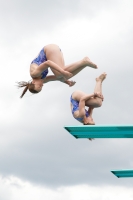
45;44;65;65
94;73;106;95
88;107;95;123
45;44;66;77
64;57;97;77
45;44;97;78
85;107;95;125
85;73;107;108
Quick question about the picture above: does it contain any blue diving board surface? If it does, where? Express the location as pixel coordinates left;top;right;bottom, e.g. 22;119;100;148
64;125;133;138
111;169;133;178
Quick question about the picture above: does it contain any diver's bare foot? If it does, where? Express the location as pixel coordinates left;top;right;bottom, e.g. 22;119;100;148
85;116;95;125
91;119;95;125
66;80;76;87
83;57;98;69
96;72;107;82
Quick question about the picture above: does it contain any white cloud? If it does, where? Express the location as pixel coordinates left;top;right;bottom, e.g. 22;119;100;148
0;175;133;200
0;0;133;193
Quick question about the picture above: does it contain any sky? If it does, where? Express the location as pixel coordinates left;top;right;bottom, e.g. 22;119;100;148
0;0;133;199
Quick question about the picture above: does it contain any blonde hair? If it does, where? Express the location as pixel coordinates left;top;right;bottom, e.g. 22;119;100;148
16;81;39;98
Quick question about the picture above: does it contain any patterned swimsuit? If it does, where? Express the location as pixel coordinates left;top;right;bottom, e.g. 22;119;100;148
70;95;89;122
31;48;48;79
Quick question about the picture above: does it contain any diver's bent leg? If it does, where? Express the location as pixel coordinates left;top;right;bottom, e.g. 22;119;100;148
64;57;97;77
45;44;65;77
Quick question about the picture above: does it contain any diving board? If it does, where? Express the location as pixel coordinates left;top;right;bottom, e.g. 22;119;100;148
111;169;133;178
64;125;133;138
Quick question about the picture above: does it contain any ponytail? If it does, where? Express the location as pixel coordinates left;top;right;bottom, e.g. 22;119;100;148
16;81;39;98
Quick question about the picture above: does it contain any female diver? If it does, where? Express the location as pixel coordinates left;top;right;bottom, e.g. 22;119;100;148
70;72;107;125
17;44;97;98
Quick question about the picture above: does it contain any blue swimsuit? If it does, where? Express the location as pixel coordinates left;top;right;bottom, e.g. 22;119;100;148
70;96;89;122
31;48;49;79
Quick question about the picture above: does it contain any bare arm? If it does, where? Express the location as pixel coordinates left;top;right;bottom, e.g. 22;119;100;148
60;78;76;87
43;75;58;83
78;94;95;117
43;75;76;87
78;92;104;117
31;60;72;79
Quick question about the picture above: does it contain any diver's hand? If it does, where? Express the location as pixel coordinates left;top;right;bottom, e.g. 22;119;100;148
66;80;76;87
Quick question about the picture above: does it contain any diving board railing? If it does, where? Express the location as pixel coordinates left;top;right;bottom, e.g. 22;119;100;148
111;169;133;178
64;125;133;138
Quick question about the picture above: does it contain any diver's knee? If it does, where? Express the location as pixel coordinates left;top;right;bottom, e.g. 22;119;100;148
96;98;102;107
